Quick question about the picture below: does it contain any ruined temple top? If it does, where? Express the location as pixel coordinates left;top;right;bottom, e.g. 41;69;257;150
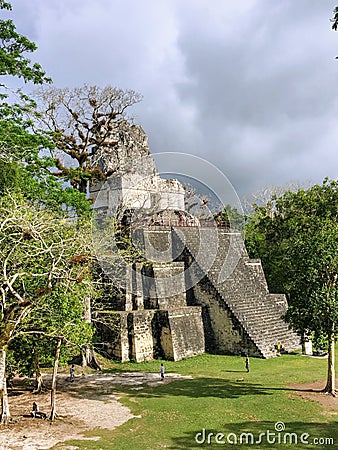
90;119;186;214
91;118;157;177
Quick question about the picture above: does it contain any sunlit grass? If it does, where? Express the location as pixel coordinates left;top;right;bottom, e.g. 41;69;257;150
54;350;338;450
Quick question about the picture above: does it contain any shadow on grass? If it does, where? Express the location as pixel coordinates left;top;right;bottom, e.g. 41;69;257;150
170;421;336;449
10;372;324;408
60;377;272;402
59;374;323;404
223;370;247;373
135;377;272;399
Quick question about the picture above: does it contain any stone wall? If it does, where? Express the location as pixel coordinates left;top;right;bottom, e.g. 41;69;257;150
152;262;186;309
97;306;205;362
140;228;174;262
158;307;205;360
95;251;206;362
91;174;185;217
128;310;156;362
172;227;300;358
95;311;130;362
192;278;261;357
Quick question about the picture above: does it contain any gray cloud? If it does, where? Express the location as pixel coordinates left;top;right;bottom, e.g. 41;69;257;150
170;0;338;194
9;0;338;198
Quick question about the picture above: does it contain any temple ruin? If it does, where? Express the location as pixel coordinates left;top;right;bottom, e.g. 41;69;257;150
90;121;300;361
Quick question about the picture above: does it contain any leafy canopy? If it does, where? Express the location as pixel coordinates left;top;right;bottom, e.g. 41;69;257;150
0;0;50;83
245;178;338;340
0;193;95;352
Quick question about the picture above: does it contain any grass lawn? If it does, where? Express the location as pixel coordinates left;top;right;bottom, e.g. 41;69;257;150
56;351;337;449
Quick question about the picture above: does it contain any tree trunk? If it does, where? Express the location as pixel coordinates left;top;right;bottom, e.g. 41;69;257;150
0;349;10;425
50;338;62;421
81;297;102;369
82;346;102;371
83;296;91;323
82;350;87;368
324;327;336;396
33;350;44;394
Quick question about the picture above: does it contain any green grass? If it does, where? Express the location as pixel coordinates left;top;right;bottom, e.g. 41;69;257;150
55;351;338;450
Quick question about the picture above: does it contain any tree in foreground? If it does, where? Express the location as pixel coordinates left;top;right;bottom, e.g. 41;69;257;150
246;179;338;394
0;194;94;423
245;179;338;395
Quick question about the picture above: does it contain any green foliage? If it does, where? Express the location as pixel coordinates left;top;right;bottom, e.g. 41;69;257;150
8;287;94;375
0;157;91;217
0;1;90;216
0;194;94;353
0;0;51;140
0;1;50;83
0;0;54;189
215;204;245;231
245;179;338;340
0;158;19;194
0;1;95;383
8;335;56;376
0;112;53;158
0;105;91;216
21;170;92;217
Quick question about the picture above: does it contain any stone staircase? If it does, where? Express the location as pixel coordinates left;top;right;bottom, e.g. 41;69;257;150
172;227;300;358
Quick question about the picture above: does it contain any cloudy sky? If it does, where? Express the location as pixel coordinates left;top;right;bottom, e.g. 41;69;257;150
8;0;338;198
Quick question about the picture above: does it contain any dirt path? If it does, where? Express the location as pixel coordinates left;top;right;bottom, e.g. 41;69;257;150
288;379;338;412
0;371;188;450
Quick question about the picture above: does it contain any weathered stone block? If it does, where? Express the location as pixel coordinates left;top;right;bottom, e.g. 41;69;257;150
128;310;156;362
158;307;205;361
95;311;130;362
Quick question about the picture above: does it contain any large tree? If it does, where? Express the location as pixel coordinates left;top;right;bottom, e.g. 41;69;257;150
0;194;94;423
245;179;338;395
33;85;143;193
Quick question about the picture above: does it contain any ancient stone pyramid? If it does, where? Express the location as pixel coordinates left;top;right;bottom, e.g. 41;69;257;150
91;121;300;361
